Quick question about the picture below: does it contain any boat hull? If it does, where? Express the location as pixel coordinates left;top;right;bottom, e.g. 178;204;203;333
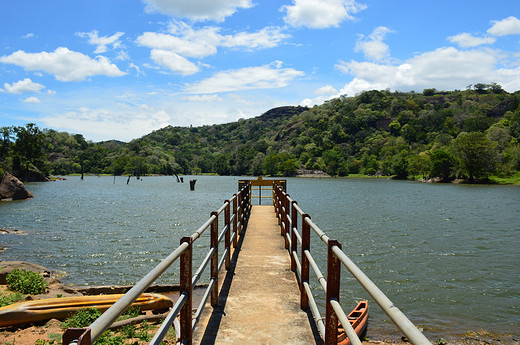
337;300;368;345
0;293;173;327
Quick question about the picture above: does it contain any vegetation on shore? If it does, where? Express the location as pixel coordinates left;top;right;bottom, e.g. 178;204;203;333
1;84;519;183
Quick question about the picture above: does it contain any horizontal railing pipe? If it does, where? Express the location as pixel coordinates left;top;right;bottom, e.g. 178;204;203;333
330;298;362;345
149;292;188;345
192;247;215;286
303;281;325;338
192;278;216;331
305;250;327;293
87;241;190;342
191;215;216;242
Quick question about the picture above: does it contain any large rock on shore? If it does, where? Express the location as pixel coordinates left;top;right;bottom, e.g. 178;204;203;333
0;172;34;200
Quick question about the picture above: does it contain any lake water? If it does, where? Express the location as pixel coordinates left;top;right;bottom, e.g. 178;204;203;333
1;176;519;340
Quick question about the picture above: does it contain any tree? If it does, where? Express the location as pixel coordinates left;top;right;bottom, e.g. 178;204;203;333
408;153;430;179
12;123;46;174
429;150;453;181
452;132;497;181
264;154;279;176
322;149;343;176
278;158;299;176
0;126;13;163
213;153;230;176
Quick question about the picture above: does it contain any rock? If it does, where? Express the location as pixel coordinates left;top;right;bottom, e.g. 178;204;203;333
0;172;34;200
0;261;55;284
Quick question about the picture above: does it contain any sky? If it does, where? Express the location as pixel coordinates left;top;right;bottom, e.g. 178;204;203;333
1;1;520;142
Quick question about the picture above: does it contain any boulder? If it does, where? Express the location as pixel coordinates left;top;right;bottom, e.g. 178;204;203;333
0;172;34;200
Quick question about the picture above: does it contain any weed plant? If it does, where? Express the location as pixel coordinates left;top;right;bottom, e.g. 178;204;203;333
6;269;48;295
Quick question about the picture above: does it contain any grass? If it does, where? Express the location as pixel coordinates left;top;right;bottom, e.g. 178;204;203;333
0;291;25;307
59;307;176;345
488;172;520;185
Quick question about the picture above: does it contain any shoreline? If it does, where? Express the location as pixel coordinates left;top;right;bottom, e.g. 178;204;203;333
1;262;518;344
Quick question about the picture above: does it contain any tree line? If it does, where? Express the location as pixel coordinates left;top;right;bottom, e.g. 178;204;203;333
1;85;519;183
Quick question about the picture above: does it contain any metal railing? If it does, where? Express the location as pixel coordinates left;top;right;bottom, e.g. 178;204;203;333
63;185;251;345
239;176;286;205
273;184;431;345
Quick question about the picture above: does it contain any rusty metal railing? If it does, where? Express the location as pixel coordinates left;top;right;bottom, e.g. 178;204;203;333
273;184;431;345
239;176;286;205
63;185;251;345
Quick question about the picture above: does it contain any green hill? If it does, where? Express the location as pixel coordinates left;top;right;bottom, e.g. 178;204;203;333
3;85;520;182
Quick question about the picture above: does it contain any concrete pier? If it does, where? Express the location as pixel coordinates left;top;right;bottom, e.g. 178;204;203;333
193;205;320;344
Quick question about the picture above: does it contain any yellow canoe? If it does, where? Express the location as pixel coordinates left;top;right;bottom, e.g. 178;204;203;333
0;293;173;327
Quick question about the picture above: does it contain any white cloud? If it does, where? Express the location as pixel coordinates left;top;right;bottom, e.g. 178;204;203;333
128;63;143;76
22;96;41;103
184;94;223;102
21;33;34;39
221;27;291;50
448;33;496;48
138;30;219;59
355;26;394;61
184;61;304;94
300;85;339;106
150;49;200;75
337;47;520;95
40;106;171;142
3;78;45;94
138;23;290;74
0;47;126;82
282;0;366;29
143;0;253;22
138;23;289;59
488;16;520;36
314;85;337;95
77;30;125;53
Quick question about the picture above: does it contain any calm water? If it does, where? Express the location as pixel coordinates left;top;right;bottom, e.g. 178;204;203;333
1;176;519;340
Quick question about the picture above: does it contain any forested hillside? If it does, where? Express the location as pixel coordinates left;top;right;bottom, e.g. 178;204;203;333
2;84;520;182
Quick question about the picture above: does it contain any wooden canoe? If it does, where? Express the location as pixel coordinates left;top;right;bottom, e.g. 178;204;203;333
0;293;173;327
337;300;368;345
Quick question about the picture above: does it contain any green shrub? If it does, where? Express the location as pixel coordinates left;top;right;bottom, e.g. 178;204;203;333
61;308;101;328
6;269;48;295
94;332;124;345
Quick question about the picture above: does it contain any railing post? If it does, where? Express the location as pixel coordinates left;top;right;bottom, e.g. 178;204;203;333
283;194;290;249
274;188;281;225
290;200;298;272
232;194;238;248
210;211;219;307
300;214;311;309
325;239;341;345
224;200;231;270
179;236;193;345
280;192;286;236
237;191;243;235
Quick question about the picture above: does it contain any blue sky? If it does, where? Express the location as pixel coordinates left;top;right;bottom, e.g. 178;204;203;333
1;0;519;142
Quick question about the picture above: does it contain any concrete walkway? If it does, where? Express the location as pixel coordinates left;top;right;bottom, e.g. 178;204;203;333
193;205;320;345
